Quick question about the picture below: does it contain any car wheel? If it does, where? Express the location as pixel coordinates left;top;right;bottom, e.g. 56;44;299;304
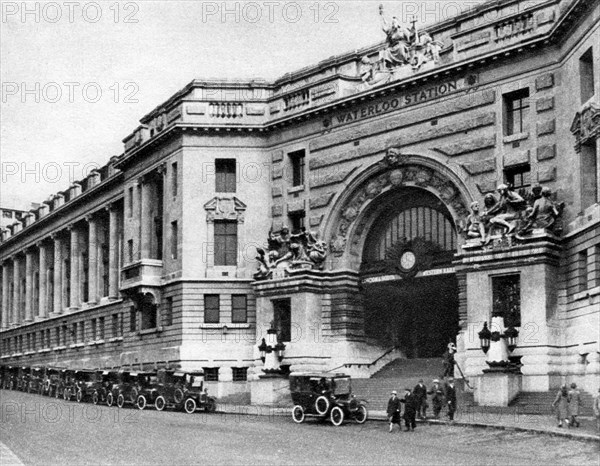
137;395;147;410
184;398;196;414
330;406;344;426
107;392;114;407
354;405;368;424
315;396;330;415
117;394;125;408
92;392;99;405
155;395;166;411
292;405;305;424
174;388;184;405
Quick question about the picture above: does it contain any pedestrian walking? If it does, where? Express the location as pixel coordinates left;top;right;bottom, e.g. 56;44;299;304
428;379;444;419
568;383;581;427
442;342;456;378
386;390;402;433
401;388;418;431
551;385;571;428
413;379;428;419
593;388;600;432
445;377;457;422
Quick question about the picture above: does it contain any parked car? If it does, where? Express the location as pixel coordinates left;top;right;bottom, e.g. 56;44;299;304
150;369;216;414
2;365;18;390
92;370;120;405
16;366;30;391
74;369;101;403
60;369;77;401
44;367;62;397
27;367;45;394
289;372;368;426
109;371;150;408
135;372;162;410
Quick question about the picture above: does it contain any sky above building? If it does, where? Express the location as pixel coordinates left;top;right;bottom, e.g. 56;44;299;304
0;0;486;210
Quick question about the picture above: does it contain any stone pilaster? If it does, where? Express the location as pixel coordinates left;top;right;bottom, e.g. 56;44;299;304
24;249;34;322
140;178;152;259
1;261;9;329
69;226;80;310
38;242;48;319
87;215;98;304
52;234;63;315
12;255;20;325
108;205;120;299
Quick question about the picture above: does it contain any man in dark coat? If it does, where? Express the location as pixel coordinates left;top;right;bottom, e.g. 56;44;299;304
413;379;428;419
401;388;418;431
428;379;444;419
445;377;457;422
386;390;401;432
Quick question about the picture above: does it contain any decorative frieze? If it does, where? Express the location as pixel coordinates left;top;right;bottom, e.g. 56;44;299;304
570;102;600;152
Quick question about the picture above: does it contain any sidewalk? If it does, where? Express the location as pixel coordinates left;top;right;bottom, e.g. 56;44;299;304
215;403;600;442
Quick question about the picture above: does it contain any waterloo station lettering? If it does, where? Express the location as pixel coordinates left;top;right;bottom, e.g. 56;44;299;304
333;79;461;126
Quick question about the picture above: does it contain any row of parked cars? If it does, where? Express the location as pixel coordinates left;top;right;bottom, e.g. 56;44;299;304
0;365;217;414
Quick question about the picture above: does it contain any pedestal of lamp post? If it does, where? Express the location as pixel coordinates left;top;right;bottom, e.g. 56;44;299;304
475;369;522;406
250;373;290;406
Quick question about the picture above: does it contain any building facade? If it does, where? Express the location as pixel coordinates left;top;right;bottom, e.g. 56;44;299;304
1;0;599;400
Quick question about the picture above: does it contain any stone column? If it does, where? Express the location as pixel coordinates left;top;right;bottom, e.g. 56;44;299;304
12;255;20;325
24;249;34;322
140;177;152;259
38;242;48;319
52;234;63;315
69;225;80;310
1;261;9;329
87;215;98;304
108;205;120;299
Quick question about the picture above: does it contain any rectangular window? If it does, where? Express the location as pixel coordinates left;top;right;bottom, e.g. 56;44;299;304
503;88;529;136
215;159;236;193
81;252;89;302
491;274;521;327
128;187;134;218
232;367;248;382
128;239;134;263
164;297;173;327
171;221;178;259
214;221;237;266
204;295;220;324
101;243;109;297
289;211;305;233
232;295;247;323
579;47;595;103
580;139;598;211
72;322;78;343
99;316;105;340
171;162;178;197
289;150;305;187
91;318;97;341
129;307;137;333
504;164;531;190
79;321;84;342
64;258;70;307
112;313;119;338
62;324;67;346
273;298;292;342
577;251;588;292
203;367;219;382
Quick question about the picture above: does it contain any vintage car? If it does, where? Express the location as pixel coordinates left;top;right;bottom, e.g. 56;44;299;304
16;366;31;391
91;370;120;405
60;369;78;401
2;365;19;390
27;367;45;394
43;367;63;397
134;372;162;410
108;371;153;408
73;369;102;403
146;369;217;414
289;373;368;426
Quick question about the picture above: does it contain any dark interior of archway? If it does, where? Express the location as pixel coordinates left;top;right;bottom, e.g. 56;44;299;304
363;275;459;358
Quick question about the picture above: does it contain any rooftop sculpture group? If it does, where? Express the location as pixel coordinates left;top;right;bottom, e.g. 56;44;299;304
463;184;564;247
254;227;327;280
360;5;444;88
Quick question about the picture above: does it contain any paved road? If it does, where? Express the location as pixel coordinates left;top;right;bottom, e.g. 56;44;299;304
1;390;598;466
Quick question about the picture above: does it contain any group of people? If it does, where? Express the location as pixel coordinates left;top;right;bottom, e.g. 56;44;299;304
386;377;457;432
552;382;600;430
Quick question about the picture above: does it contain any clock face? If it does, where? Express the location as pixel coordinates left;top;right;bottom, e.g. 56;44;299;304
400;250;416;271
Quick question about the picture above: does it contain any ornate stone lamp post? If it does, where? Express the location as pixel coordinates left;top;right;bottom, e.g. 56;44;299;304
475;315;520;407
258;324;286;375
251;323;288;405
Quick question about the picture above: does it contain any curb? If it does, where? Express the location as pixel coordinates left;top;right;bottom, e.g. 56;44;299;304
215;403;600;443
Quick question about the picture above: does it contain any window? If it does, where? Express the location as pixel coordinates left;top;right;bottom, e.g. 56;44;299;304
581;139;598;210
577;251;588;292
128;187;134;217
129;307;137;332
579;47;595;103
81;252;89;302
492;274;521;327
128;239;134;263
112;313;120;337
79;321;84;342
72;322;78;343
504;164;531;189
232;367;248;382
215;159;236;193
99;316;105;340
164;297;173;327
64;258;70;307
101;243;109;297
232;295;247;323
203;367;219;382
91;318;97;341
214;221;237;266
289;211;305;233
140;299;157;330
289;150;305;187
62;324;68;346
504;88;529;136
204;295;220;323
273;298;292;342
171;162;178;197
170;221;178;259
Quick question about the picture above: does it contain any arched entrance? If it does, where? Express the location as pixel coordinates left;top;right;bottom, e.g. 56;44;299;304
359;187;459;358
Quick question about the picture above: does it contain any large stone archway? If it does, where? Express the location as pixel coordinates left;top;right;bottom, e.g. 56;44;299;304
325;149;474;270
